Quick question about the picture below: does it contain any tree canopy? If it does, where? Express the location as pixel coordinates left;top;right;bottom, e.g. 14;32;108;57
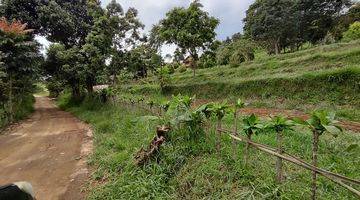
151;0;219;67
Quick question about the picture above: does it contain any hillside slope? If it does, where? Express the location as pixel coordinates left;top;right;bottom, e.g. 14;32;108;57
126;40;360;121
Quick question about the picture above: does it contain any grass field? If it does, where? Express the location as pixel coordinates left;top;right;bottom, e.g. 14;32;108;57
59;94;360;200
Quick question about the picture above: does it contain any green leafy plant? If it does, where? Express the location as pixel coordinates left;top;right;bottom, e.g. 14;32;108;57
265;115;294;183
156;66;171;92
343;21;360;41
209;102;230;151
242;114;264;165
294;110;342;199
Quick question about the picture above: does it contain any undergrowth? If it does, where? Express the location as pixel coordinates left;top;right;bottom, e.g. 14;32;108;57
0;94;35;129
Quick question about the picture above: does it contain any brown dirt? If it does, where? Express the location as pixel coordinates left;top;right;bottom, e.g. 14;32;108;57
0;97;93;200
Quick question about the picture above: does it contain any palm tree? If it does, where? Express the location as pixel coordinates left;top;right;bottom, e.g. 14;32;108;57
294;110;342;200
242;114;263;165
265;116;294;183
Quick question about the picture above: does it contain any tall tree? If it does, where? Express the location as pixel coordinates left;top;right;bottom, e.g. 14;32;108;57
298;0;352;44
0;0;42;33
103;0;144;84
151;0;219;76
244;0;299;54
0;17;41;122
38;0;93;47
44;44;85;99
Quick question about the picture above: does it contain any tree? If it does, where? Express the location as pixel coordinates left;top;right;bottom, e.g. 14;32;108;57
244;0;299;54
44;44;84;99
105;1;144;84
127;44;163;78
294;111;342;200
265;116;294;183
0;17;41;122
298;0;352;44
0;0;42;33
38;0;93;47
152;0;219;76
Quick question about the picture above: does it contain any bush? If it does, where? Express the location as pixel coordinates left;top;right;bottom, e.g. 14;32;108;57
216;46;232;65
198;54;216;68
229;50;245;67
177;65;187;73
343;21;360;41
216;39;256;66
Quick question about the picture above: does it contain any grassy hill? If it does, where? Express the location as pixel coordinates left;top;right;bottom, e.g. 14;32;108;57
126;40;360;121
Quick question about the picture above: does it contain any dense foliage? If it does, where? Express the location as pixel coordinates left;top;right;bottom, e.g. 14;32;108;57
0;18;41;125
244;0;353;54
151;0;219;75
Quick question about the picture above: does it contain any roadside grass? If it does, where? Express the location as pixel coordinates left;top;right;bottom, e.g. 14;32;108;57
0;94;35;129
59;94;360;200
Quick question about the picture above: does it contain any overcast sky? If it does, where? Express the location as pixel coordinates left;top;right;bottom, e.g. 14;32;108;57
37;0;255;55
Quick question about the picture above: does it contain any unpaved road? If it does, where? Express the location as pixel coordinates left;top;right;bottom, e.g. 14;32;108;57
0;97;92;200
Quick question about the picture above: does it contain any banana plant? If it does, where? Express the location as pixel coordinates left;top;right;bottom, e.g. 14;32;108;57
242;114;264;165
265;115;294;183
294;110;342;200
234;99;245;135
208;102;230;151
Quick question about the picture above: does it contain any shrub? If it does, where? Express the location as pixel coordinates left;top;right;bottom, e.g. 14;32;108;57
343;21;360;41
177;65;187;73
229;50;246;67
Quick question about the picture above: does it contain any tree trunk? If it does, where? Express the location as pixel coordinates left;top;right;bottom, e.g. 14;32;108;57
311;131;320;200
86;79;94;95
276;131;284;183
275;38;280;55
244;134;252;166
72;85;81;100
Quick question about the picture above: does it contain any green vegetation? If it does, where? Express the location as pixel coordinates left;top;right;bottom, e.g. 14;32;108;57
126;40;360;121
2;0;359;199
59;93;359;199
0;18;40;128
343;22;360;41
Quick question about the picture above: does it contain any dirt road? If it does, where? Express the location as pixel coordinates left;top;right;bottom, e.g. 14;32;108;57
0;97;92;200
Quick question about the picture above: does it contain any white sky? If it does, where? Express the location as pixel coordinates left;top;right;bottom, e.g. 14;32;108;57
36;0;255;56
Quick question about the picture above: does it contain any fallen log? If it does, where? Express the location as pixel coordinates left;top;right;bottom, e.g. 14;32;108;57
134;125;170;166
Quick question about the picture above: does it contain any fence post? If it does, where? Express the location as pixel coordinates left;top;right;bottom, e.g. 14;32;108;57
216;118;222;152
311;131;320;200
276;131;284;183
232;111;238;159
